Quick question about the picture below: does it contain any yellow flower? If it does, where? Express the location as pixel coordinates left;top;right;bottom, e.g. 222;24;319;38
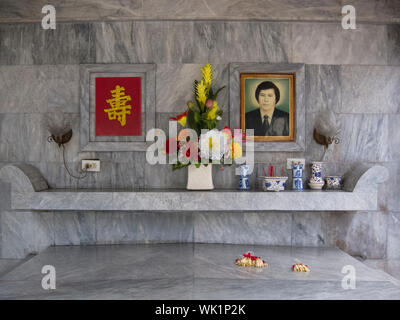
201;63;213;89
196;80;207;106
206;106;219;120
229;141;242;159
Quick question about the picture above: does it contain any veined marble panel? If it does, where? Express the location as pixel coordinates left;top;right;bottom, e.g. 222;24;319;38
192;22;291;63
1;211;54;259
0;66;48;113
94;21;168;64
98;211;194;245
292;23;388;65
389;114;400;162
340;66;400;114
194;212;292;245
337;114;389;162
305;65;341;113
292;212;327;247
54;211;96;246
135;212;194;243
387;24;400;66
387;212;400;260
1;0;398;24
0;23;94;65
0;65;79;114
324;211;388;259
166;22;194;63
47;65;80;113
0;114;43;162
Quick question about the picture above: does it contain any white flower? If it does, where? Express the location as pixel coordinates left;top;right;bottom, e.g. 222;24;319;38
199;129;227;161
216;116;222;120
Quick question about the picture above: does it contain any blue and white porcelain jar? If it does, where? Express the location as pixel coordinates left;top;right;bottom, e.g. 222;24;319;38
292;163;303;191
238;165;250;190
309;161;325;190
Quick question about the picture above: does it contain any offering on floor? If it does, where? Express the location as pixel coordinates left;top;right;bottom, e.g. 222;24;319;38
235;252;267;268
292;263;310;272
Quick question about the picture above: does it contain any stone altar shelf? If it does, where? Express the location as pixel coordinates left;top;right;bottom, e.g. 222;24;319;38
0;163;388;259
0;163;388;212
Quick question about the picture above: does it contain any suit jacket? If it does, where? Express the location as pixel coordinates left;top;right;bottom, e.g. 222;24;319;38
245;108;289;136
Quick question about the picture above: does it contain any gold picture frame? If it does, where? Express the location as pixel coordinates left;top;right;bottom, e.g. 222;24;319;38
240;73;295;142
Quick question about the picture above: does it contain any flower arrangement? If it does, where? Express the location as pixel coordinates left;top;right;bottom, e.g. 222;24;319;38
235;252;267;268
166;64;244;170
292;263;310;272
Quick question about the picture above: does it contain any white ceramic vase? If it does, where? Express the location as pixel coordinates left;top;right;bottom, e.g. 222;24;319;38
186;164;214;190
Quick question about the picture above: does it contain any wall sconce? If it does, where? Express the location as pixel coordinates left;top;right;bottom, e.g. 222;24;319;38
44;113;87;180
313;111;341;160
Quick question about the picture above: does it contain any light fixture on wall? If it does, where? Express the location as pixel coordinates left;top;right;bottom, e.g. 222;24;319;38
313;110;341;160
44;113;87;180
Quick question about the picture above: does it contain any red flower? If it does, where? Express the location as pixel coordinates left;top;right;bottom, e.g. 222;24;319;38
180;141;199;162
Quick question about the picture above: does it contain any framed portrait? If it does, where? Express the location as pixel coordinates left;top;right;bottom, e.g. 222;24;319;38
80;64;155;151
240;73;295;142
229;63;305;152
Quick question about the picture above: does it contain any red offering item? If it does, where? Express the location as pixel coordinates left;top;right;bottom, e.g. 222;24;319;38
235;252;267;268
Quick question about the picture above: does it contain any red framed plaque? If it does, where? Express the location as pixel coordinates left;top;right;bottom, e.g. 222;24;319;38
95;77;141;136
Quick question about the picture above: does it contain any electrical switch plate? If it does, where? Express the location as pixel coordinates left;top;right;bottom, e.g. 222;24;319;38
82;160;100;172
286;158;305;170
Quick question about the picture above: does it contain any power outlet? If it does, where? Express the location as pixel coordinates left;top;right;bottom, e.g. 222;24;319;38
82;160;100;172
286;158;305;170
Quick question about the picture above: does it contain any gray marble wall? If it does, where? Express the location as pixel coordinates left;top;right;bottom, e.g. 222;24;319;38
0;0;399;24
0;14;399;264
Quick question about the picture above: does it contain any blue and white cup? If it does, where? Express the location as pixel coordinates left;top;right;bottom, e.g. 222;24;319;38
325;176;342;190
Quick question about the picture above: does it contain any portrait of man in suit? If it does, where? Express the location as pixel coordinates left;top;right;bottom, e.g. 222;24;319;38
240;74;295;142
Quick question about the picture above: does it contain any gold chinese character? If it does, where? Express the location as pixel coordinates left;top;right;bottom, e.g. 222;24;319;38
104;85;132;127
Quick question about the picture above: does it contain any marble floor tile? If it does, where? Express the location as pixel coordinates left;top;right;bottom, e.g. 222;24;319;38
0;259;24;277
0;243;399;300
193;278;400;300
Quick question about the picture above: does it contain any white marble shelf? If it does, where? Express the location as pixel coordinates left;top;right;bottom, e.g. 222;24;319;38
10;189;376;212
0;163;388;212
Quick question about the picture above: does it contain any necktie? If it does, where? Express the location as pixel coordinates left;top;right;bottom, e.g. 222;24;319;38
262;115;269;135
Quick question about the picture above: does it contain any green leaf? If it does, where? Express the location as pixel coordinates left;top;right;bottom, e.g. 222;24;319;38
213;85;226;100
188;110;200;136
173;162;189;170
194;111;201;123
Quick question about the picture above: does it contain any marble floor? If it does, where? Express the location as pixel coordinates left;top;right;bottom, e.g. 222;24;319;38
0;243;399;300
